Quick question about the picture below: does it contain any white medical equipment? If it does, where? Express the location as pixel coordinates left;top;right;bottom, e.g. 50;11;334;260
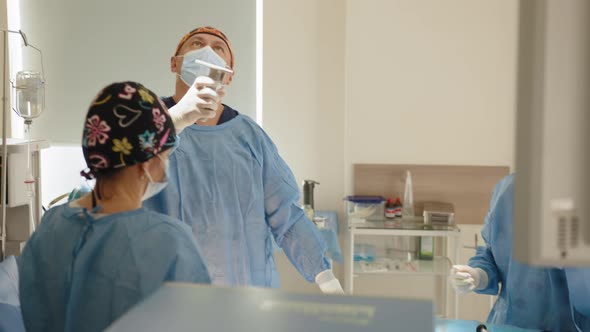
513;0;590;266
1;30;48;259
423;202;455;225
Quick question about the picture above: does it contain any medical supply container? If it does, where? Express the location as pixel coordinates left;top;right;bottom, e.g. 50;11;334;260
345;196;385;223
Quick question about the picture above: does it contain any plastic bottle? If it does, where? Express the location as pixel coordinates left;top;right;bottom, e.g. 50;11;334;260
402;170;415;218
419;225;434;260
302;180;319;221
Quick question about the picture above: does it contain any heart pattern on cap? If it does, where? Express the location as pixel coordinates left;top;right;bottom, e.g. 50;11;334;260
113;105;142;128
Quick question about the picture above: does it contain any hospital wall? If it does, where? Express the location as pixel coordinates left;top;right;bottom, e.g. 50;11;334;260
344;0;518;175
265;0;517;320
17;0;256;144
15;0;256;205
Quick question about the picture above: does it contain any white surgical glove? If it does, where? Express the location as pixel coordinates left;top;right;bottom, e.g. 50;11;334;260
168;76;223;133
315;269;344;295
450;265;488;295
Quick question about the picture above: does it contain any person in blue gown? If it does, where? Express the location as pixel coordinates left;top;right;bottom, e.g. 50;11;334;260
450;174;590;331
144;26;343;293
18;80;217;332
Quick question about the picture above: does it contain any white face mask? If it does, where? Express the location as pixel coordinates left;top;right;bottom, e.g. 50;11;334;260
179;46;228;87
141;156;169;201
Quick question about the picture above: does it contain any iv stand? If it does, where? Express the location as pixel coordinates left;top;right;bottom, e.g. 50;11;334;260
1;29;31;260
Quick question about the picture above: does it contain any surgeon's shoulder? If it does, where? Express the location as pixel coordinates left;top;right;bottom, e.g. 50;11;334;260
233;115;267;137
140;210;197;246
41;203;65;220
496;174;514;196
35;204;70;233
20;205;68;260
236;113;259;127
489;173;514;211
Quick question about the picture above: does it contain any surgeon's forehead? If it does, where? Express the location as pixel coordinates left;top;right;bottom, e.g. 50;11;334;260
179;34;229;54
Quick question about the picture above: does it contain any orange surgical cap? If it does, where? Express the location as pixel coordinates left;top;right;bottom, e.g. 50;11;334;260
174;26;235;69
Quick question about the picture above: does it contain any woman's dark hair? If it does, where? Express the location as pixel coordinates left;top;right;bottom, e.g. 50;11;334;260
92;168;125;201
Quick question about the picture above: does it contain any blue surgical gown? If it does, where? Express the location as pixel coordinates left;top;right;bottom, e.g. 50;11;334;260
19;204;211;332
0;256;25;332
144;113;330;287
0;256;19;307
468;174;590;331
565;268;590;330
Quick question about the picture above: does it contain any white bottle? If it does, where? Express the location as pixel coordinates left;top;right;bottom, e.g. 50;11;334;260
402;170;415;218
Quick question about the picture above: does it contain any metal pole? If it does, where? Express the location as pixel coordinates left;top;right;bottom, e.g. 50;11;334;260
441;236;452;318
454;232;460;319
2;29;9;260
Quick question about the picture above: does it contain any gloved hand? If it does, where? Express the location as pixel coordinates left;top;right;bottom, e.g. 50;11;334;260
315;269;345;295
450;265;488;294
168;76;224;133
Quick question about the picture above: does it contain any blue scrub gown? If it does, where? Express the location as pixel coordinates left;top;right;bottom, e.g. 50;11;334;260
0;256;25;332
565;268;590;331
19;204;210;332
469;174;590;331
144;112;330;287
